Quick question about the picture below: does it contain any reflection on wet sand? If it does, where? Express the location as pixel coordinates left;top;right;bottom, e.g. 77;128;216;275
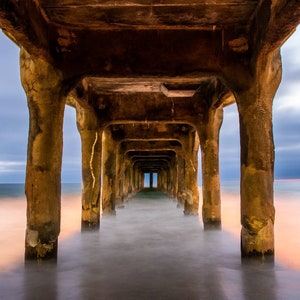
0;189;300;299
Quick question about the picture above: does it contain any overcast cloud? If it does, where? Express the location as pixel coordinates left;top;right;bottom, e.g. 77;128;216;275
0;28;299;183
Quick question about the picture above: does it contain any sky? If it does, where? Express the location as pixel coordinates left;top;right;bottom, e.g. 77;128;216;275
0;28;299;183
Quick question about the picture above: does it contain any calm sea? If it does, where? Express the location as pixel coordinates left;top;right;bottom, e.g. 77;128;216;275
0;182;82;199
0;180;299;299
0;180;299;198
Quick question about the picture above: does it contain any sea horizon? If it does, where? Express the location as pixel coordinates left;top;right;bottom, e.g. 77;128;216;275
0;177;299;196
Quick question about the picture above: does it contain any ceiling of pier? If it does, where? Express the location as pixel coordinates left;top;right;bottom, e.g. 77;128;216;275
127;150;176;174
2;1;299;80
109;122;189;175
2;1;298;101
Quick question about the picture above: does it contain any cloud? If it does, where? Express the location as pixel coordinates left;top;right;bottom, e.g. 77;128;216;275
274;83;300;112
274;27;300;112
0;161;25;172
273;36;300;180
0;33;22;97
276;143;300;153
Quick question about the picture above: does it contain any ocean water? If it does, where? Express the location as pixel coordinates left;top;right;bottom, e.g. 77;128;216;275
0;181;299;299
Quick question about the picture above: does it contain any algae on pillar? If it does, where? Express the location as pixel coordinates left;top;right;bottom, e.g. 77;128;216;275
20;48;65;260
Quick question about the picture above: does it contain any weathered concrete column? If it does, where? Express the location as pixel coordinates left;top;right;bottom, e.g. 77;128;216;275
172;157;179;198
226;50;282;258
123;160;131;198
157;171;162;190
166;169;170;193
20;49;65;260
101;128;116;215
76;106;102;230
176;154;186;206
132;164;141;193
133;166;139;191
197;107;223;229
139;171;144;190
182;131;199;215
120;159;129;198
115;143;125;207
167;160;176;197
149;172;153;188
128;164;134;195
160;169;167;192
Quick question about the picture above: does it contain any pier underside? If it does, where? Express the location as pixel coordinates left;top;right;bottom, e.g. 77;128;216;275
1;1;300;261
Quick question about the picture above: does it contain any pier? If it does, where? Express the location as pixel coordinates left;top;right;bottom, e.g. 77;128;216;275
0;1;300;261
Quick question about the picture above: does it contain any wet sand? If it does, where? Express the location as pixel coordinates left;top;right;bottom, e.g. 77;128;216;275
0;189;300;299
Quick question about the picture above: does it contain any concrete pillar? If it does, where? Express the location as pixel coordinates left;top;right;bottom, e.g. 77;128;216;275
158;171;162;190
172;157;178;198
20;49;65;260
166;169;170;193
122;159;130;198
150;172;153;188
227;50;282;259
182;131;199;215
133;164;141;193
139;171;144;190
176;154;186;206
134;168;138;192
76;106;102;230
101;128;116;215
128;160;136;195
161;169;167;192
197;107;223;229
128;165;133;195
168;166;176;197
115;144;124;207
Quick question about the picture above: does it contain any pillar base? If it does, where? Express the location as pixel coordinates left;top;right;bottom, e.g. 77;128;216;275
102;209;116;216
116;203;125;209
203;220;221;230
241;221;274;262
81;221;100;232
241;250;274;265
115;197;125;209
25;240;58;261
183;209;198;216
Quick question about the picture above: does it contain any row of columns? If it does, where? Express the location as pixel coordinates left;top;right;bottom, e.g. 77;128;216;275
20;46;281;261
